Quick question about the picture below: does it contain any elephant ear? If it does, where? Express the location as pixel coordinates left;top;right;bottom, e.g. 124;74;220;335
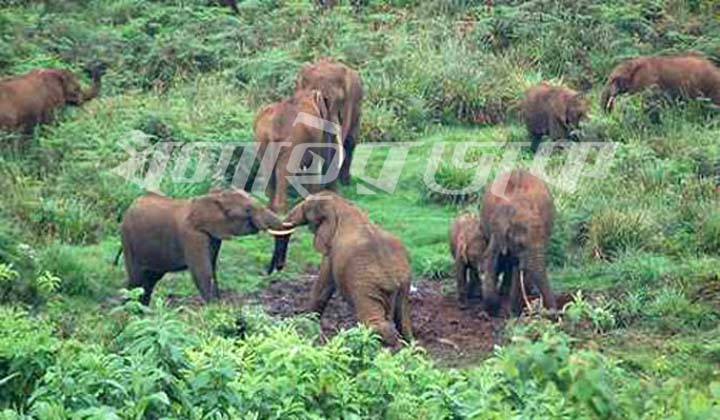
566;92;587;123
188;195;241;240
617;59;648;91
550;92;569;124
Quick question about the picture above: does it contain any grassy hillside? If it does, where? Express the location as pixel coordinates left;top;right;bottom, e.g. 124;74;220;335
1;0;719;418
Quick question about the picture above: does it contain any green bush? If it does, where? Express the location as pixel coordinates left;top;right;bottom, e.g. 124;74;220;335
0;308;59;409
585;208;660;260
696;212;720;255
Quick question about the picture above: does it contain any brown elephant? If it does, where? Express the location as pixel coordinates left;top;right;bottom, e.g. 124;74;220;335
296;59;363;185
0;65;104;133
449;213;486;308
601;54;720;112
254;89;343;213
480;169;556;316
520;82;588;152
120;189;283;305
267;191;412;347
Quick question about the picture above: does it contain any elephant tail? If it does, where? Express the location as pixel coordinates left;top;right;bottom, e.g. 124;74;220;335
113;247;123;266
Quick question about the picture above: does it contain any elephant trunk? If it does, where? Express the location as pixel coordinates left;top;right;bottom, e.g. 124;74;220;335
256;207;284;231
81;65;104;103
523;247;556;310
481;234;501;315
600;83;618;113
316;93;343;176
266;216;295;274
267;203;305;274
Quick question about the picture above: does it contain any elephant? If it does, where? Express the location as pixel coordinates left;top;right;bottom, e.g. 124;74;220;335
0;65;104;133
520;82;588;152
296;59;363;185
479;169;556;316
601;54;720;112
449;213;486;308
254;89;344;213
120;189;283;305
267;191;413;348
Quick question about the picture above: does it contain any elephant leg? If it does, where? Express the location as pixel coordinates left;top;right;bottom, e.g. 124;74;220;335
138;270;164;305
508;267;523;316
534;270;557;311
209;238;222;299
468;267;481;299
123;249;151;303
481;258;501;316
184;237;217;302
455;259;469;308
270;159;288;213
307;258;335;315
393;282;413;342
339;136;355;185
499;262;513;297
357;297;400;348
530;132;543;153
266;166;276;200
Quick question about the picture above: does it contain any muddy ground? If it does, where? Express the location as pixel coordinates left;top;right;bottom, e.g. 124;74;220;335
252;276;573;365
168;276;572;366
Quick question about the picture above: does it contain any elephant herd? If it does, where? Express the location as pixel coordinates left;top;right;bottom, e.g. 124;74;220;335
2;52;719;347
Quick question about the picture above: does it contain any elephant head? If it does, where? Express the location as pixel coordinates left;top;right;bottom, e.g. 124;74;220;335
601;58;651;112
483;202;553;315
188;189;284;240
565;92;589;128
267;191;343;273
51;64;105;106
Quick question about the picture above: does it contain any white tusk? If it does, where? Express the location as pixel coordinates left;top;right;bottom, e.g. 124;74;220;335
606;96;616;111
268;228;296;236
520;270;531;314
282;222;294;228
335;131;344;170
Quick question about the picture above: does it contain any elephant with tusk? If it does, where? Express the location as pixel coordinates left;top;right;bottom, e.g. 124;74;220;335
120;189;285;305
479;169;556;316
295;59;363;185
267;191;413;348
601;54;720;113
254;89;344;213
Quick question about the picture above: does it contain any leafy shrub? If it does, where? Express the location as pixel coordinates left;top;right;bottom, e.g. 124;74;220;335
696;212;720;254
585;208;660;260
0;308;59;409
423;162;484;205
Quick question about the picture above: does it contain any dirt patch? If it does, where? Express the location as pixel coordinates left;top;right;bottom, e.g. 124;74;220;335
255;277;504;364
252;277;574;365
167;277;574;366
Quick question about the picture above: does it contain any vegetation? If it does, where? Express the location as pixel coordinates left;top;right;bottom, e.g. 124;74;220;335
1;0;719;417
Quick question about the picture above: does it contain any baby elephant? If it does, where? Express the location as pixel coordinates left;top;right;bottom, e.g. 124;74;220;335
268;191;412;348
120;189;283;305
449;213;486;308
521;82;588;152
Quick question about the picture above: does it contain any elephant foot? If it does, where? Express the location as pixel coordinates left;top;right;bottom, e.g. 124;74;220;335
458;298;470;310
